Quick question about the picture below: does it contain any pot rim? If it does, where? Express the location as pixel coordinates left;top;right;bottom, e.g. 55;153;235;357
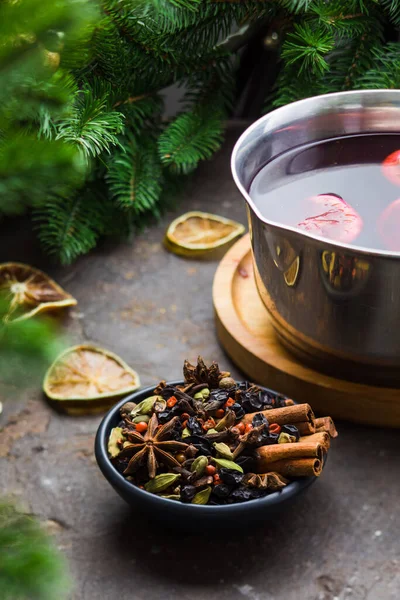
94;381;316;512
231;89;400;259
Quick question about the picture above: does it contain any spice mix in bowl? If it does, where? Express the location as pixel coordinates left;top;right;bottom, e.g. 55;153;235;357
102;357;337;507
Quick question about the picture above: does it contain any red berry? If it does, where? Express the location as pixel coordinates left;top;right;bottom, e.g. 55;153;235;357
382;150;400;186
378;198;400;251
180;412;190;421
182;420;188;428
167;396;177;408
244;423;253;433
236;422;245;434
296;194;363;243
215;409;225;419
135;421;148;433
269;423;281;435
224;398;235;408
203;418;216;431
213;474;222;485
205;465;216;475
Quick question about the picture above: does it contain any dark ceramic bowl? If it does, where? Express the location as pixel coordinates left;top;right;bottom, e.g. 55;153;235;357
95;381;319;529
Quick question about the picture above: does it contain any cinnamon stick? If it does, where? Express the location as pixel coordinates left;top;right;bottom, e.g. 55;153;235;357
242;403;315;431
300;431;330;451
257;441;323;471
296;421;316;435
315;417;338;438
254;457;322;477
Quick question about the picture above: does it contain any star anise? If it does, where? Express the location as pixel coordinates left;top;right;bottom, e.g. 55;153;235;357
183;356;230;388
120;414;189;479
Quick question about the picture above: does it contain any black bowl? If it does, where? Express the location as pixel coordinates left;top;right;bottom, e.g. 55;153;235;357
95;381;319;530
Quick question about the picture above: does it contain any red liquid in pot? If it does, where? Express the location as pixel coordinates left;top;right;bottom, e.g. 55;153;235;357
249;133;400;251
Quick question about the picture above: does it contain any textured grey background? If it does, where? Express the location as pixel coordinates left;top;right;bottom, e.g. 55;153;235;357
1;126;399;600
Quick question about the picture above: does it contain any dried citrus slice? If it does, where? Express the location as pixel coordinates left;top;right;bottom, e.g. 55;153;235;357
0;263;77;323
164;211;245;257
43;344;140;414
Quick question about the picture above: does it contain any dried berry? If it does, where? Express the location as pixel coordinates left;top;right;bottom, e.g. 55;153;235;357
281;424;300;441
212;484;232;498
181;485;197;503
219;468;244;486
230;403;246;420
185;435;213;456
187;416;204;436
252;413;269;429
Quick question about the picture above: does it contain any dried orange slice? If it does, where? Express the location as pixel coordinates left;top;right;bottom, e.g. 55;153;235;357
43;344;140;414
164;211;245;258
0;263;77;323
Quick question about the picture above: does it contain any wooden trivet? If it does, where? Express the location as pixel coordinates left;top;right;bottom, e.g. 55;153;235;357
213;234;400;427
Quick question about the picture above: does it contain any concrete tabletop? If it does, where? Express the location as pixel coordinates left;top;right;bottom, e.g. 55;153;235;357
1;126;399;600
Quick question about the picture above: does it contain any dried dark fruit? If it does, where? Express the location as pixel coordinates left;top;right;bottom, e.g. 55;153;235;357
213;484;232;498
261;432;280;445
181;485;197;503
187;416;204;436
281;424;300;441
219;468;244;486
235;454;257;472
252;413;269;429
209;389;231;404
185;435;213;456
157;410;172;423
231;403;246;420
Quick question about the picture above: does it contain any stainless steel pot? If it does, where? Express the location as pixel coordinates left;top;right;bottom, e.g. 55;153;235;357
231;90;400;387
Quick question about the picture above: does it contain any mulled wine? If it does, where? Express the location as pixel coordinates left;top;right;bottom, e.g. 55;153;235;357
249;133;400;251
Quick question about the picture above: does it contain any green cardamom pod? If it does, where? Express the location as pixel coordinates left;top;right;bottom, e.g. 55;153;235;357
213;442;234;460
212;458;244;473
159;495;181;501
107;427;125;458
215;409;236;432
278;432;296;444
154;397;167;412
192;486;212;505
205;428;218;435
181;427;191;439
144;473;181;493
193;388;210;400
131;414;150;424
190;455;208;477
130;395;162;417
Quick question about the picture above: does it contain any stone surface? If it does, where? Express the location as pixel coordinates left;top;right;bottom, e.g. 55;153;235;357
1;126;400;600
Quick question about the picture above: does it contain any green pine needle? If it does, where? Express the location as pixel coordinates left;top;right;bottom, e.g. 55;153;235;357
107;136;163;213
56;84;125;159
158;109;224;174
282;23;335;76
35;189;106;264
0;502;70;600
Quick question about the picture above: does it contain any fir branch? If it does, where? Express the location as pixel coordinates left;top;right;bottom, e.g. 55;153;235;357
381;0;400;25
158;108;224;174
35;188;107;264
107;135;163;213
0;502;70;600
56;83;125;158
356;42;400;88
281;22;335;76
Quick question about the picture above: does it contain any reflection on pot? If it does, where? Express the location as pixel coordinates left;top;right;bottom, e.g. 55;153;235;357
321;251;371;296
284;256;301;287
